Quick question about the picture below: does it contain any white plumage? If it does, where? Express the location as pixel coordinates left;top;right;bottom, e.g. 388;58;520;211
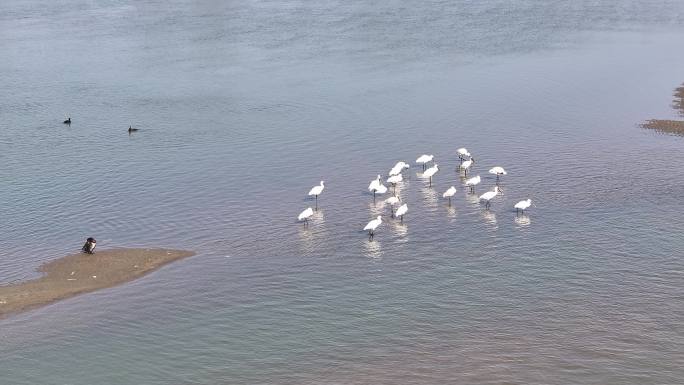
479;186;500;208
298;207;314;222
395;203;408;221
375;183;388;194
443;186;456;198
389;161;410;176
363;215;383;236
308;181;325;210
460;159;473;175
384;196;400;216
514;199;532;213
489;166;507;176
308;181;324;196
423;164;439;186
416;154;434;169
384;196;400;205
368;175;382;192
443;186;457;206
423;164;439;177
457;147;471;159
387;174;403;185
464;175;481;192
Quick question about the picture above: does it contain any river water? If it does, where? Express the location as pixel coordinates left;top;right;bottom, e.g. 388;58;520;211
1;1;684;384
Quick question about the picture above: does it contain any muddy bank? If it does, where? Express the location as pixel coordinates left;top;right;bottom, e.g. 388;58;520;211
642;84;684;134
0;248;194;318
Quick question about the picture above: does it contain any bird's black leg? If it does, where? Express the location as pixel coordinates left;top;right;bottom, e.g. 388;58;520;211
315;195;318;211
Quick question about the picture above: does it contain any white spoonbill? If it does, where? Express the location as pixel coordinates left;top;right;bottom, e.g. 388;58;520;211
384;196;400;217
386;174;403;193
479;186;501;209
423;164;439;186
308;181;325;210
395;203;408;222
369;175;388;199
389;161;409;176
297;207;314;225
489;166;507;181
368;175;381;192
443;186;457;206
363;215;383;238
460;159;474;176
514;199;532;214
457;147;471;160
416;154;434;170
464;175;481;193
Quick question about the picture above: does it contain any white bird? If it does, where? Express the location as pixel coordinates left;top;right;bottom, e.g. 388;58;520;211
423;164;439;186
308;181;325;210
389;161;410;176
443;186;457;206
298;207;314;225
368;175;382;192
489;166;507;181
464;175;481;193
416;154;434;170
457;147;471;160
479;186;501;209
384;196;400;216
460;159;474;176
514;199;532;214
386;174;403;193
395;203;408;222
384;196;400;205
387;174;403;185
363;215;383;237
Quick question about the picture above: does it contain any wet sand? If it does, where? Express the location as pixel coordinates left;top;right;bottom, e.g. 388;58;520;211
0;248;194;318
642;84;684;134
642;119;684;133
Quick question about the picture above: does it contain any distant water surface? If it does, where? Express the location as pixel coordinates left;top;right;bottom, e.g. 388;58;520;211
1;1;684;384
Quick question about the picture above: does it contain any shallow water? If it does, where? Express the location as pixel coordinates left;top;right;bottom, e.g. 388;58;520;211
2;1;684;384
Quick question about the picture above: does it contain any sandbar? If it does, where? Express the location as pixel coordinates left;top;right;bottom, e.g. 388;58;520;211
0;248;194;318
642;119;684;134
642;84;684;134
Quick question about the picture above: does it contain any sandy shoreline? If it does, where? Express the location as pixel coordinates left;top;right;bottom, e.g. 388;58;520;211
0;248;194;318
642;119;684;134
642;84;684;134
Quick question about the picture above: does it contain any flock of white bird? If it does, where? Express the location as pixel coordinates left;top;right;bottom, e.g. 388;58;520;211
298;147;533;238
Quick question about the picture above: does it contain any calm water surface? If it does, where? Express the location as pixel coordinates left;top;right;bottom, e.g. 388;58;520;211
1;1;684;384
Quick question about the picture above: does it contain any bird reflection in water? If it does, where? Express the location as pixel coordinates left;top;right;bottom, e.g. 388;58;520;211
392;221;408;242
297;209;326;253
515;214;531;227
482;210;498;227
362;238;383;259
465;192;480;207
445;205;457;219
421;185;438;206
368;201;384;216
